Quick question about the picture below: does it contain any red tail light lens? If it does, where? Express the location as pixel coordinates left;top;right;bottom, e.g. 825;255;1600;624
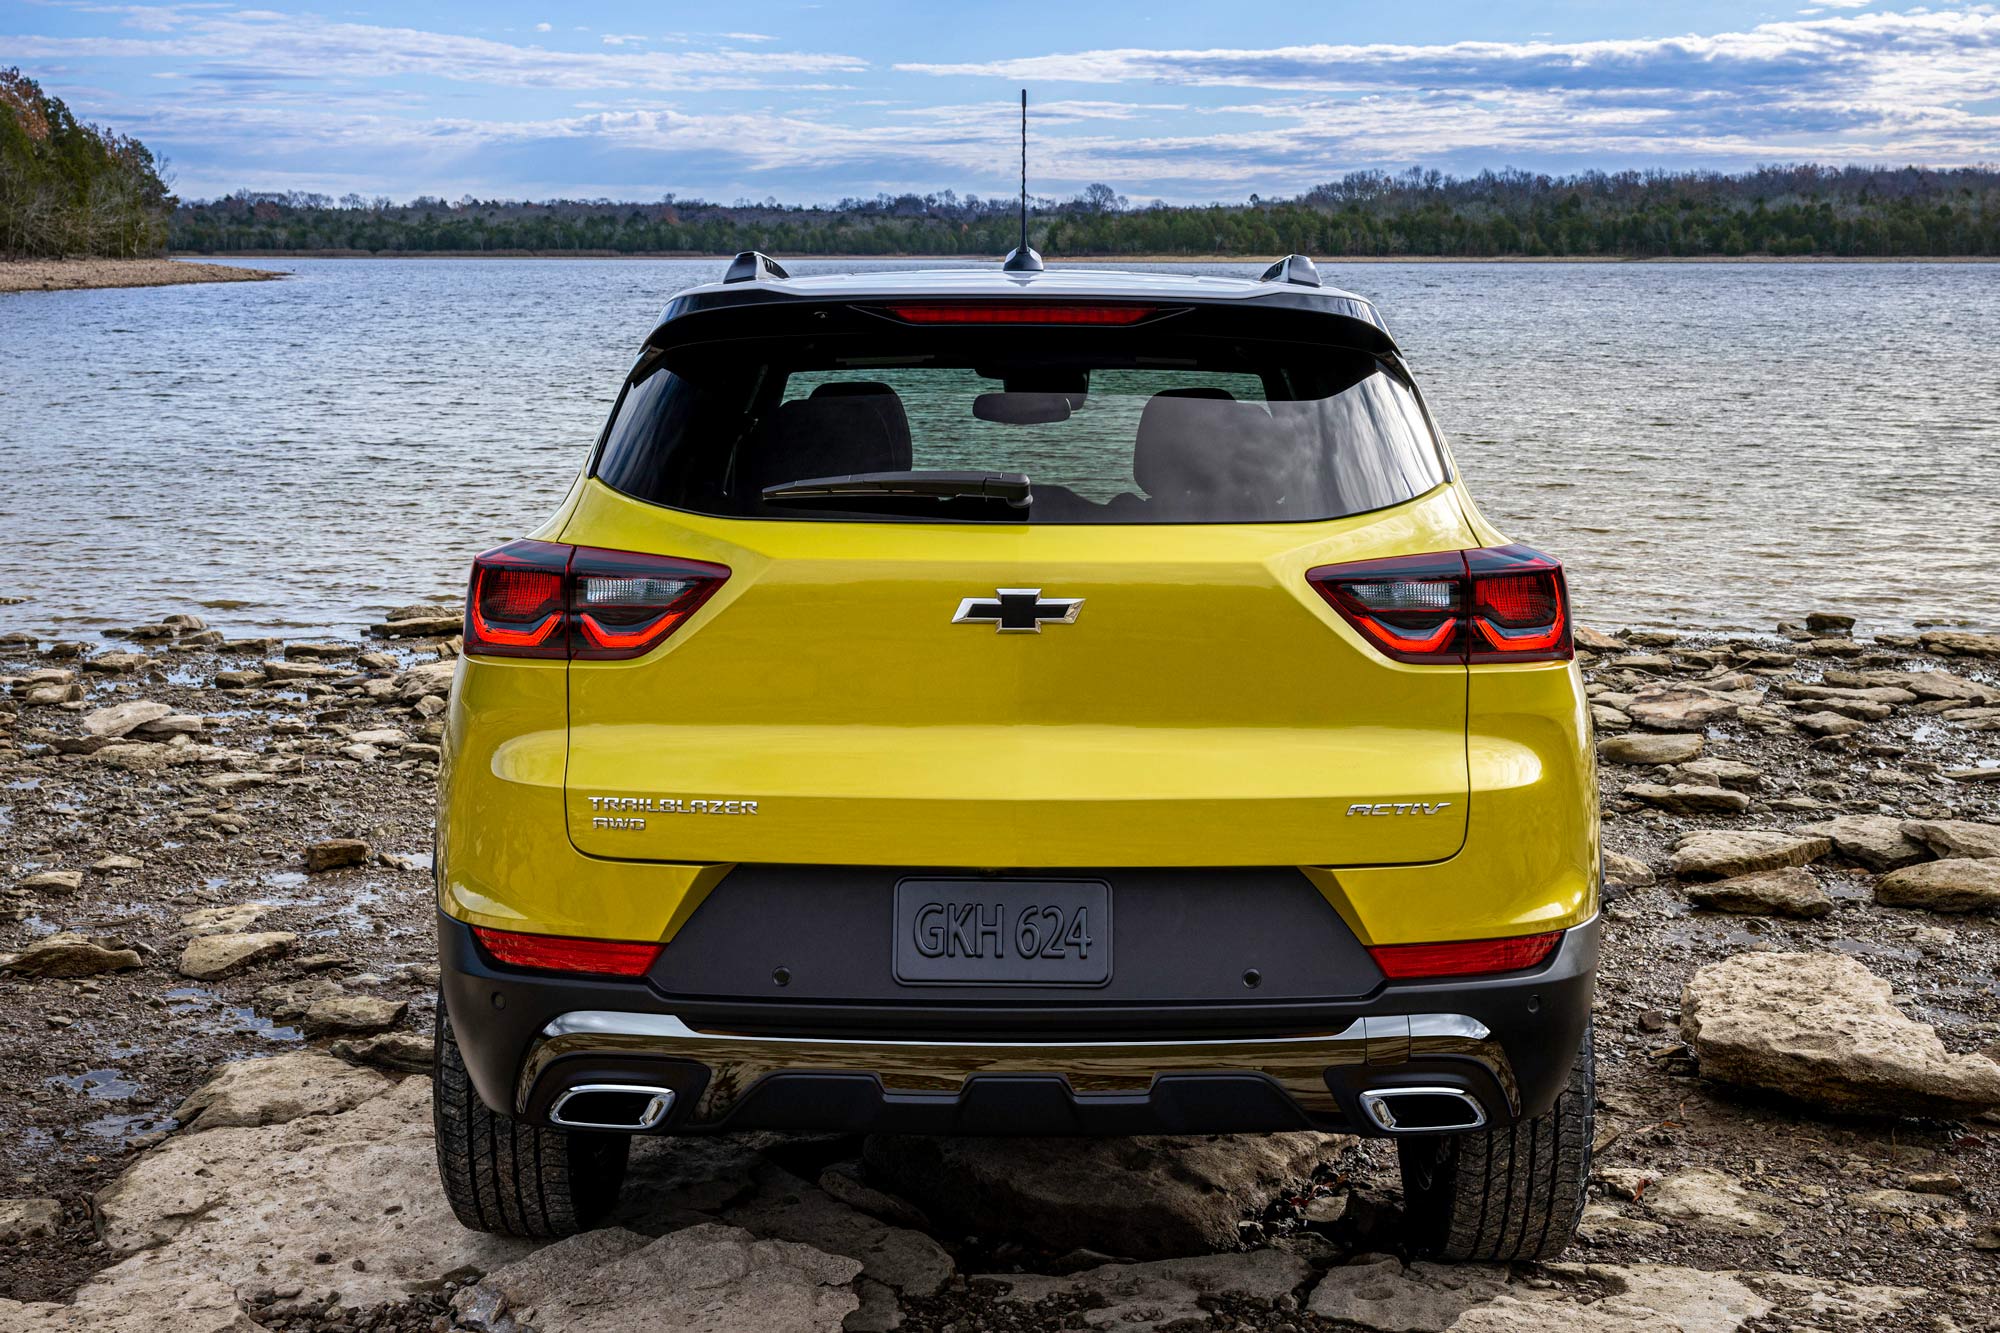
1307;544;1571;664
883;302;1159;325
467;540;569;659
463;542;729;661
1369;931;1562;979
472;926;662;977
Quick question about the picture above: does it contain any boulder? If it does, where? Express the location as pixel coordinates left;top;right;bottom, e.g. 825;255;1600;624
1626;688;1738;733
1806;611;1856;633
394;660;457;701
992;1250;1309;1333
1796;815;1931;871
177;931;298;980
1572;625;1627;653
1685;867;1832;918
301;995;408;1036
1639;1168;1783;1236
863;1132;1344;1260
451;1224;859;1333
1624;783;1751;815
172;1051;390;1131
304;838;370;873
80;699;172;738
1874;860;2000;913
89;1078;532;1305
0;932;142;978
1681;951;2000;1118
1899;819;2000;861
1668;830;1830;880
723;1163;950;1297
1598;733;1703;766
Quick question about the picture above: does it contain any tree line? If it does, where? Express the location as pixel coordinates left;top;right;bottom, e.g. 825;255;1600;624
0;67;174;259
169;165;2000;260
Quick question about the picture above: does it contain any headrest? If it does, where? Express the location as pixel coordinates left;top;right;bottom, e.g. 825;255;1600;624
742;390;915;498
1134;392;1289;511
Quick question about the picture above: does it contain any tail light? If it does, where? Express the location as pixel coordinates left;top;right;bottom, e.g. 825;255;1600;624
473;925;662;977
1308;544;1570;664
1369;931;1562;979
464;540;728;661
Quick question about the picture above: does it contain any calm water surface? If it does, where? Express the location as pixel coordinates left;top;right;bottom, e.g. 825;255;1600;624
2;257;1995;637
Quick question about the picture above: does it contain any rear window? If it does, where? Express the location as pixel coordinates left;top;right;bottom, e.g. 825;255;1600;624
593;323;1447;524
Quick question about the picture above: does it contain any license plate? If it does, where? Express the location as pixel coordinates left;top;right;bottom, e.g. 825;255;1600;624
893;879;1112;986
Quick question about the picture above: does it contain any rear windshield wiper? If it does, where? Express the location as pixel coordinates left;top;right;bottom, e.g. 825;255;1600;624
760;470;1032;510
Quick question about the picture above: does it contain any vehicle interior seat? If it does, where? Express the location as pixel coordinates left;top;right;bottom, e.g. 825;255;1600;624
738;381;914;503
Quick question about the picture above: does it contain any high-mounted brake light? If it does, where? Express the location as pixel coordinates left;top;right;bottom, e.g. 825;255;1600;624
1307;544;1571;664
472;926;662;977
1369;931;1562;980
882;302;1157;325
463;540;729;661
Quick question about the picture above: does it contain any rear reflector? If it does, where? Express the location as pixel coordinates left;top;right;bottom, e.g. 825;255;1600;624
883;302;1157;325
464;540;729;661
1369;931;1562;980
472;926;662;977
1308;544;1571;664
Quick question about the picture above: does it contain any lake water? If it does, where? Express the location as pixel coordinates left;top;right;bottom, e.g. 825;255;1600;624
2;257;1996;639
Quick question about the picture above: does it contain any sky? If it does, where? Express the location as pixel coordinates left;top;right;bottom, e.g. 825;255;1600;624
6;0;2000;205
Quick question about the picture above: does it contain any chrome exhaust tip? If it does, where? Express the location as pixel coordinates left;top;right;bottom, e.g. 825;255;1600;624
547;1083;676;1132
1358;1086;1487;1133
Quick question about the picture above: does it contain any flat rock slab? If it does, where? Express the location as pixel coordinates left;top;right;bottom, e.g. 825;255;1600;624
863;1131;1346;1260
1874;859;2000;913
1626;688;1739;733
1796;815;1931;871
304;838;371;873
722;1163;953;1296
1899;818;2000;861
1624;783;1750;815
81;699;172;738
1685;867;1832;918
172;1050;390;1131
1669;830;1831;880
0;1279;263;1333
986;1249;1308;1333
0;932;142;977
89;1077;533;1304
1598;733;1703;765
302;994;409;1036
1303;1260;1917;1333
178;930;297;979
451;1223;860;1333
1681;951;2000;1118
1639;1168;1783;1236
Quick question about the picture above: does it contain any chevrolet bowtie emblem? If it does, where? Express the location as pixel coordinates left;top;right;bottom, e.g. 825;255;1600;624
951;588;1084;633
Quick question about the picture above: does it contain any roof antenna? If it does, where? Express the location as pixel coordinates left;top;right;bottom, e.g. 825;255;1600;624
1002;88;1043;273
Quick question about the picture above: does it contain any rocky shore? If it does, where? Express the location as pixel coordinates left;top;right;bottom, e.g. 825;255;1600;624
0;258;283;294
2;607;1997;1331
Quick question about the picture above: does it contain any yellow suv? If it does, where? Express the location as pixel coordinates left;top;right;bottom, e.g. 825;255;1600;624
432;252;1599;1260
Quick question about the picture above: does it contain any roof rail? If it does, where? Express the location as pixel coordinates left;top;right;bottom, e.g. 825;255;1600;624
722;250;790;284
1258;254;1321;288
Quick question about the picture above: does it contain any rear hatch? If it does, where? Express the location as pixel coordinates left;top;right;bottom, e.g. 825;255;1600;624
559;294;1471;867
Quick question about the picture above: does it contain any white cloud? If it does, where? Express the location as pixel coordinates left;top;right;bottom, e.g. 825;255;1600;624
533;22;551;33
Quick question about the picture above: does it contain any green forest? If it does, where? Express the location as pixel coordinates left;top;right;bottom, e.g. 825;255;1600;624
169;165;2000;260
6;61;1998;263
0;67;175;258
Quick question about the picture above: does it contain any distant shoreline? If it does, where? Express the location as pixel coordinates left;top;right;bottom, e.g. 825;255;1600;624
169;250;2000;265
0;258;285;294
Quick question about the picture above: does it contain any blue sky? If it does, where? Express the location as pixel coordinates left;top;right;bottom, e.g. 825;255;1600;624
7;0;1999;203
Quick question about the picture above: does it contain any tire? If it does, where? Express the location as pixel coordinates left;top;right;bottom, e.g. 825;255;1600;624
1396;1018;1594;1262
432;996;630;1237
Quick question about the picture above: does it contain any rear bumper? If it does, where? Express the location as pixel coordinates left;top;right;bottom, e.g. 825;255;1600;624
439;912;1597;1137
